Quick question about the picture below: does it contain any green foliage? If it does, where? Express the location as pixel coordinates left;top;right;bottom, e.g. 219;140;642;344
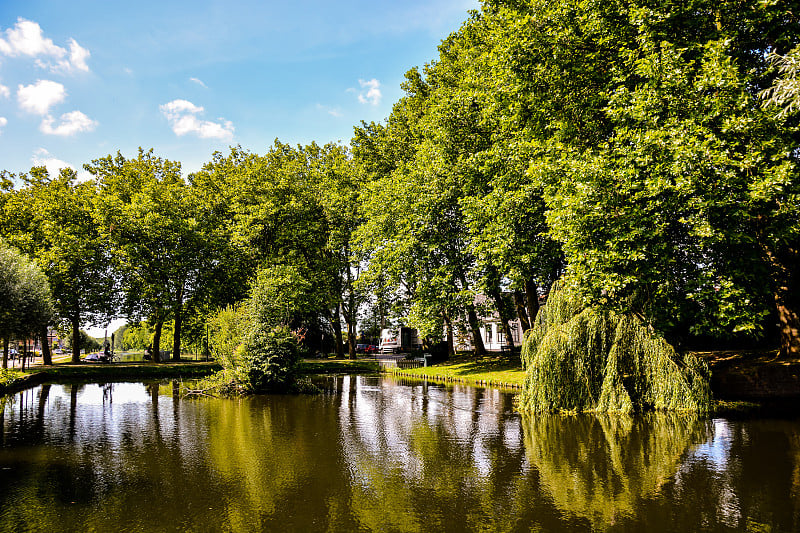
207;304;249;381
0;368;25;388
518;281;711;413
761;44;800;117
0;167;116;362
122;321;174;350
0;239;54;339
247;265;314;327
240;324;299;392
202;268;308;394
63;329;101;352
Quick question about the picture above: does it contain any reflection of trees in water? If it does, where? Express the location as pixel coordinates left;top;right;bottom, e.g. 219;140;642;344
522;412;711;529
5;380;800;530
671;418;800;532
337;375;538;532
0;381;212;531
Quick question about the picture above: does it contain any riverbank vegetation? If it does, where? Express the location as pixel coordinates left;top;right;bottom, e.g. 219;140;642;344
518;282;711;412
1;1;799;409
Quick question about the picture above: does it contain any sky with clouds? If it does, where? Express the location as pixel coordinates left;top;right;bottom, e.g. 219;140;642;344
0;0;478;180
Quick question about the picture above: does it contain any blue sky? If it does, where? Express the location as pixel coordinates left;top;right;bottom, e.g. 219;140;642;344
0;0;478;180
1;0;477;336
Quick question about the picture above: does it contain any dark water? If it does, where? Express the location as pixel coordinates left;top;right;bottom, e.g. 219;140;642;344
1;376;799;532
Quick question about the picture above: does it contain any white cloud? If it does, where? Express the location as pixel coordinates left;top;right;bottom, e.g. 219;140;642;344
0;19;62;57
17;80;66;114
0;84;8;98
161;99;203;115
159;99;234;140
357;78;382;106
31;148;93;181
0;18;90;73
316;103;343;118
0;117;7;134
67;39;90;72
32;147;72;174
190;77;208;88
40;110;97;136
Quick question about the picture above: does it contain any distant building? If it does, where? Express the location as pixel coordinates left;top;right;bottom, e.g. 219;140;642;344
451;294;524;352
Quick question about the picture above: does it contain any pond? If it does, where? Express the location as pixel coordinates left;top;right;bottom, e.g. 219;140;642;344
1;376;799;532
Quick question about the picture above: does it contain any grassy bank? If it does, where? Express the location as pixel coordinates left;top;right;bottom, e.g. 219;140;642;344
4;349;797;402
386;353;526;390
0;360;222;395
300;358;379;374
0;358;381;396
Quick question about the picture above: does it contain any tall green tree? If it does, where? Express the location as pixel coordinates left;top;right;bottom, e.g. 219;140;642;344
355;68;490;356
0;239;54;367
0;168;115;363
307;143;365;358
484;0;800;353
194;142;340;354
86;149;199;362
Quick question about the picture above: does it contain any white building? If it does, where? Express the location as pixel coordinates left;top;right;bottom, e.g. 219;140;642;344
451;295;524;352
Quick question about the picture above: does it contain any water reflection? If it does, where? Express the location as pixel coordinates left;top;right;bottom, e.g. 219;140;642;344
1;378;800;531
521;413;711;528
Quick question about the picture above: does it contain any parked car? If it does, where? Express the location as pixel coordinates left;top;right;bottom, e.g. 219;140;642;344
366;345;379;354
356;344;369;354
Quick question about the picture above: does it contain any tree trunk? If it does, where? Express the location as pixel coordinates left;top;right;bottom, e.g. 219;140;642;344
153;320;163;363
71;316;81;363
761;240;800;358
443;311;455;358
347;321;356;359
454;266;486;357
775;293;800;357
488;286;515;351
40;326;52;365
332;304;344;358
524;279;540;326
172;287;184;362
513;290;531;333
344;252;357;360
466;305;486;356
2;337;8;369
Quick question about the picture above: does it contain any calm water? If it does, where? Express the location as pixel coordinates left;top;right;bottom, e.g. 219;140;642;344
1;376;799;532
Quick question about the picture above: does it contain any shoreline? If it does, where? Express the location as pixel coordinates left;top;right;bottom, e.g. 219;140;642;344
3;351;800;404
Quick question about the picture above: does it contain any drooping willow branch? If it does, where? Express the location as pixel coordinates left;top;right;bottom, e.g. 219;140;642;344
518;281;711;413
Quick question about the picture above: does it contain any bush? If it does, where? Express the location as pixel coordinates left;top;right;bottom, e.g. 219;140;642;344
241;325;299;392
200;268;308;395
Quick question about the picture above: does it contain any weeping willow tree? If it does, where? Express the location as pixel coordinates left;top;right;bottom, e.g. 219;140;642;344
518;282;711;413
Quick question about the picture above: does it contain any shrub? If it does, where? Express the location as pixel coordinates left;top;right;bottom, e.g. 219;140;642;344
241;324;299;392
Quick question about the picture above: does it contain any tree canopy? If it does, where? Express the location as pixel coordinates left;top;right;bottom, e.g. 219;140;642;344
1;0;798;407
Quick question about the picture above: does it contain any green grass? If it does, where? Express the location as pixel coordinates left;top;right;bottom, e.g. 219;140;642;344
0;369;26;388
387;353;526;389
299;358;379;374
0;358;379;395
0;360;221;395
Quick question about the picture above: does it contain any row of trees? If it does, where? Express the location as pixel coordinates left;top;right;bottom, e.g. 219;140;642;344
0;143;364;363
1;0;799;364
